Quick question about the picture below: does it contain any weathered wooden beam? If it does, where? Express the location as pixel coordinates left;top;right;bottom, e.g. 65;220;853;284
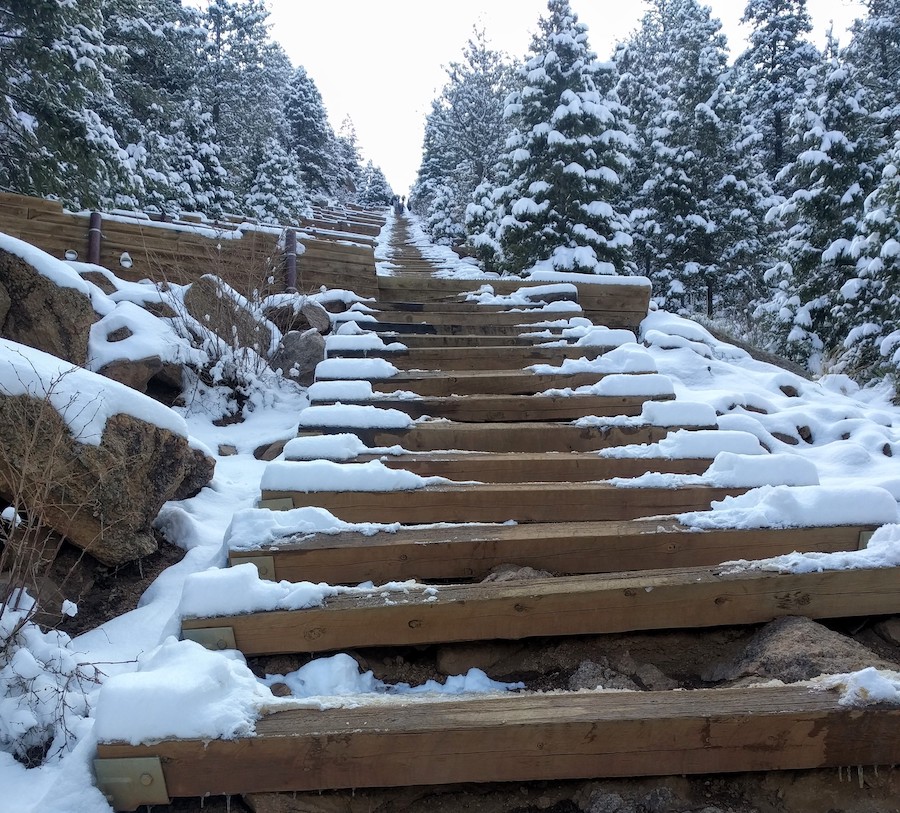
181;566;900;655
379;333;547;348
95;685;900;801
259;483;745;524
366;309;583;326
355;451;711;481
308;394;672;422
341;344;617;372
304;421;683;454
228;519;872;585
370;369;604;397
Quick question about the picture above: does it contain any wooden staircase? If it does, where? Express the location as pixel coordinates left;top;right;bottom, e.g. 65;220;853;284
93;212;900;810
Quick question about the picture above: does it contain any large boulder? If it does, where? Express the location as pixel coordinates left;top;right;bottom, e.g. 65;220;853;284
264;296;331;335
0;344;215;566
0;280;9;326
0;247;97;366
269;328;325;386
183;274;275;356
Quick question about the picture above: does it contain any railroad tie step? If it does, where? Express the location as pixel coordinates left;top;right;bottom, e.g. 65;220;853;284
180;565;900;656
228;520;876;585
94;684;900;806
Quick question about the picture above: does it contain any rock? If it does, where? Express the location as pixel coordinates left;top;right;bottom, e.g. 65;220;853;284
78;270;117;295
0;394;214;566
0;247;97;365
254;439;288;461
269;682;292;698
616;652;679;690
183;274;274;356
264;297;332;336
218;444;238;456
703;616;900;684
0;280;10;326
586;791;629;813
874;617;900;647
270;328;325;386
568;658;640;692
98;356;164;393
482;564;554;582
172;444;216;500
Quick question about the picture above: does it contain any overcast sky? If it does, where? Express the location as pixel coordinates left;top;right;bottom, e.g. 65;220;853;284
266;0;865;195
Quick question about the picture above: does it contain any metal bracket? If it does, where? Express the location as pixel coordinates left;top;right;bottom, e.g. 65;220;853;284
230;554;277;580
94;756;169;811
182;625;237;651
258;497;294;511
859;529;875;549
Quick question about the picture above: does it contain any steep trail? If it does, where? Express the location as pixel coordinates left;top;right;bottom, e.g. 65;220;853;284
94;211;900;812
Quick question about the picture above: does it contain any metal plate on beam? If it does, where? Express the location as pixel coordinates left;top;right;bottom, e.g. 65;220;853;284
182;626;236;651
859;530;875;548
258;497;294;511
94;756;169;811
230;554;276;580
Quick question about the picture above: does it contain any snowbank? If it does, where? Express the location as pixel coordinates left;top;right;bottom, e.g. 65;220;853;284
260;459;447;492
297;404;413;429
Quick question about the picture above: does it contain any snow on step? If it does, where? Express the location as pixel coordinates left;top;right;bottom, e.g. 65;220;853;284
297;404;414;430
600;429;766;459
324;334;407;354
528;342;655;375
315;357;400;379
261;459;452;493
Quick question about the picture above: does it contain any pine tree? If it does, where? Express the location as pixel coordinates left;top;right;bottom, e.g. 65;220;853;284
356;161;393;207
490;0;634;275
845;0;900;132
0;0;134;206
285;66;340;200
244;137;309;223
733;0;820;179
334;116;363;202
412;29;513;243
834;135;900;378
625;0;765;309
763;50;879;369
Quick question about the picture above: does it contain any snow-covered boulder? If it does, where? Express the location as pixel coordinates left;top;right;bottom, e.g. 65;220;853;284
182;274;279;357
0;243;103;366
263;294;331;335
269;327;325;386
0;339;214;565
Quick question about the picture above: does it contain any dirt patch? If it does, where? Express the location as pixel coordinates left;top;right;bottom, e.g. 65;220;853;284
56;534;185;638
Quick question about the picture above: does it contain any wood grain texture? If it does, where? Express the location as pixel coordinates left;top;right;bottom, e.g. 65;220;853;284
182;565;900;655
96;685;900;797
228;519;870;584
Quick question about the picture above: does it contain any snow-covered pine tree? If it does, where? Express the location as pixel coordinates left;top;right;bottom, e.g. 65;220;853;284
845;0;900;133
285;66;340;201
762;48;879;369
491;0;633;276
200;0;292;201
356;161;393;207
334;117;363;203
243;137;310;224
732;0;820;180
412;29;514;244
836;134;900;379
0;0;134;207
625;0;765;312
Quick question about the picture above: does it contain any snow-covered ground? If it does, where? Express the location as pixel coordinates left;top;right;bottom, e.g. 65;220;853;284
2;223;900;811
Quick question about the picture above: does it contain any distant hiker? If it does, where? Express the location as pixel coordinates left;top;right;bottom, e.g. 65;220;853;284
393;195;403;215
401;195;406;210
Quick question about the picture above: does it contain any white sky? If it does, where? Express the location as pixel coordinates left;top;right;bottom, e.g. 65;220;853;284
266;0;865;195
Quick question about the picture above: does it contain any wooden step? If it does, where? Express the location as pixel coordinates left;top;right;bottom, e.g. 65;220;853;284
301;421;684;454
354;451;710;481
229;520;873;585
309;393;672;422
370;309;582;326
372;369;604;397
336;345;616;372
259;482;745;524
95;685;900;804
377;300;576;313
379;333;548;348
181;566;900;655
373;320;543;337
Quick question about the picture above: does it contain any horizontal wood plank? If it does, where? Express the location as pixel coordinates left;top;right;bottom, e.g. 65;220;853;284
309;394;671;422
228;519;871;584
259;483;746;523
182;566;900;654
354;451;711;481
370;369;604;396
95;686;900;798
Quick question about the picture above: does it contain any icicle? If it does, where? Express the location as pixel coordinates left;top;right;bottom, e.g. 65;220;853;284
226;794;232;813
857;765;864;789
